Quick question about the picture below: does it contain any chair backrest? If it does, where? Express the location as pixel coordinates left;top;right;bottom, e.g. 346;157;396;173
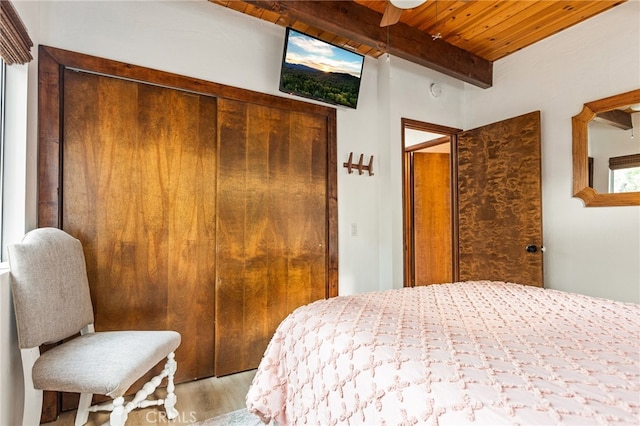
8;227;95;349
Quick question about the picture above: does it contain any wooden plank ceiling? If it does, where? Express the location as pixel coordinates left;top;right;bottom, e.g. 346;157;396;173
209;0;626;88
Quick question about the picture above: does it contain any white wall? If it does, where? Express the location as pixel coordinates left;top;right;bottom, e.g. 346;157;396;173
384;57;465;289
12;0;639;302
4;0;639;421
14;0;467;296
464;0;640;303
15;0;638;299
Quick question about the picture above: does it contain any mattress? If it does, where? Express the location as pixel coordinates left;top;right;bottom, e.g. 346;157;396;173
246;281;640;425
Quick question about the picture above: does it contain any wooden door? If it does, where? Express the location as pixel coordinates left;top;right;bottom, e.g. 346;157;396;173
457;111;543;287
215;99;329;376
413;152;452;285
62;70;217;382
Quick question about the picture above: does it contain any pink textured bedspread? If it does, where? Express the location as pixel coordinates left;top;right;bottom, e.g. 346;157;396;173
246;281;640;425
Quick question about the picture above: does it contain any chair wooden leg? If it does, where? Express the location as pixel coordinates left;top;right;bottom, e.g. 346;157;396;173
164;352;178;419
21;386;42;426
75;393;93;426
20;348;42;426
109;397;127;426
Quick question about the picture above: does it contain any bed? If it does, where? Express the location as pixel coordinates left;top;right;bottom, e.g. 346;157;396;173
246;281;639;425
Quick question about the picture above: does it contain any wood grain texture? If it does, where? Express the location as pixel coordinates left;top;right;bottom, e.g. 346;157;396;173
457;111;543;287
215;99;328;376
42;45;332;116
62;70;217;382
213;0;623;84
413;152;452;285
38;45;338;417
242;0;492;88
38;45;338;296
37;47;62;229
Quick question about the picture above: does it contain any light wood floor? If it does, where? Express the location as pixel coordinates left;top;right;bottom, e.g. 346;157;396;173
47;370;256;425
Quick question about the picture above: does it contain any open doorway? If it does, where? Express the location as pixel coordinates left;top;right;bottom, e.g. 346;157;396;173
402;118;461;287
402;112;544;288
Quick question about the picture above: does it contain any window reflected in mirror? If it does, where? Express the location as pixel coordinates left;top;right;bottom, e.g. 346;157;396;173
609;154;640;193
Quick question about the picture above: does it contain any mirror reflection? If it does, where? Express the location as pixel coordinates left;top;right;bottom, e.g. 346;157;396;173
572;89;640;207
588;108;640;194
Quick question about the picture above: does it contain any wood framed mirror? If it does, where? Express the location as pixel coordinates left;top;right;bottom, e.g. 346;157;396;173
572;89;640;206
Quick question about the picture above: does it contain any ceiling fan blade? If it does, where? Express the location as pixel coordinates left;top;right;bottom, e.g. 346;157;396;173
380;2;403;27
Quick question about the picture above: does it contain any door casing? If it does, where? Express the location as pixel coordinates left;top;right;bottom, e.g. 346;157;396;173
402;118;461;287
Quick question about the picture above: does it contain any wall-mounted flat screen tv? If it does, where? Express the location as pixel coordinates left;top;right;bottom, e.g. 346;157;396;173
279;28;365;109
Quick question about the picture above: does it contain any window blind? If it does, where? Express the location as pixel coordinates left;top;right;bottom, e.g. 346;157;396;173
609;153;640;170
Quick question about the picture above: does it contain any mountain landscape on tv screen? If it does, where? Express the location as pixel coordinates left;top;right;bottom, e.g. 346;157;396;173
281;62;360;108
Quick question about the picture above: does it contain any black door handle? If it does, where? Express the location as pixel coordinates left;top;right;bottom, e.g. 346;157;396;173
526;244;538;253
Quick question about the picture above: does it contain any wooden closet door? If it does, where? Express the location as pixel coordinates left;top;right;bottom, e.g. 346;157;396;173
62;70;217;382
215;99;328;376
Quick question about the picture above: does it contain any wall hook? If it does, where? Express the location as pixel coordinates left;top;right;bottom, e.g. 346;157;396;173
343;152;374;176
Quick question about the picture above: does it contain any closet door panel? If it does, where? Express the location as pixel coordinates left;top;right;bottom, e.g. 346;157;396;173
215;100;328;376
215;100;251;375
241;104;271;371
266;108;292;334
288;111;328;306
164;92;217;379
64;71;169;333
62;70;217;382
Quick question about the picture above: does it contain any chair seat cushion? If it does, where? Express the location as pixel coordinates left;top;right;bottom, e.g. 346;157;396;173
32;330;181;397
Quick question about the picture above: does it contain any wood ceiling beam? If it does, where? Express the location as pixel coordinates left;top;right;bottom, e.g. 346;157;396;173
244;0;493;88
594;110;633;130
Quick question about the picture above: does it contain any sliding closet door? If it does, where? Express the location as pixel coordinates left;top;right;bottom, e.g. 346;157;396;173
62;70;217;382
215;99;328;376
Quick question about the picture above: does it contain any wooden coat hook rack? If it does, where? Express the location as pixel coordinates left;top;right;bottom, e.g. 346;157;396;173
343;152;374;176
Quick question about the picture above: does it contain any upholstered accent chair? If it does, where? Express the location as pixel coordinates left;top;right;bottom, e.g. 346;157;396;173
8;228;182;426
